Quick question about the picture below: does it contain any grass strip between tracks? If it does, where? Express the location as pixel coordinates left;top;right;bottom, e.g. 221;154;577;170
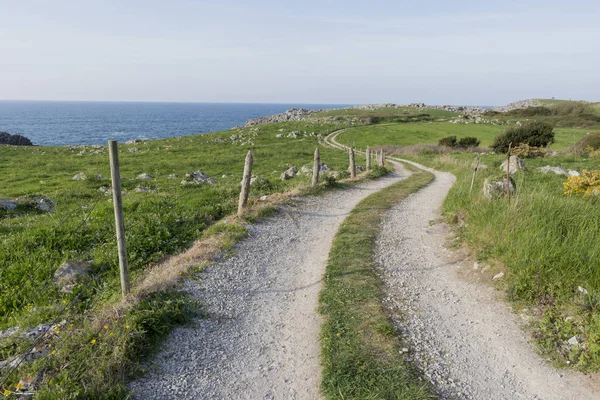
319;166;437;399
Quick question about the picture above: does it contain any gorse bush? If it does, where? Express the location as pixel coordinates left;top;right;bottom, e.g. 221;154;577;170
563;170;600;197
438;136;480;148
512;143;546;158
438;136;457;147
492;122;554;152
457;136;481;148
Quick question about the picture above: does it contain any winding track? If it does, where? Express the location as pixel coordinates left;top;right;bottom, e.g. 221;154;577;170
129;156;411;399
131;127;600;399
329;127;600;399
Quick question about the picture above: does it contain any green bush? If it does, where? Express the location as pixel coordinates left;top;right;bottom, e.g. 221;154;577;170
492;122;554;152
457;136;481;148
438;136;457;147
570;133;600;155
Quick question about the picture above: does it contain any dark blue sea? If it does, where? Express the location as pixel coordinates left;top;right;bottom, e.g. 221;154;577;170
0;101;349;146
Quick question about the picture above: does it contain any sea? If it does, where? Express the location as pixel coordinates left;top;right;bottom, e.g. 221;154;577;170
0;101;350;146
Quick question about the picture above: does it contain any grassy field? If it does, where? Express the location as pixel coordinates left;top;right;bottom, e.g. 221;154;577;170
338;122;594;150
313;106;458;119
319;167;436;399
0;119;369;397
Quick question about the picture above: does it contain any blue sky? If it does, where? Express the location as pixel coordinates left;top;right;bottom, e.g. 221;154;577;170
1;0;599;105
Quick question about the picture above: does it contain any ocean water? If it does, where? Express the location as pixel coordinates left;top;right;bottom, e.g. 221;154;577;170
0;101;349;146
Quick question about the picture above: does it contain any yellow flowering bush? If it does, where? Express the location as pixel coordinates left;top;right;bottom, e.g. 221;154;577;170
564;170;600;196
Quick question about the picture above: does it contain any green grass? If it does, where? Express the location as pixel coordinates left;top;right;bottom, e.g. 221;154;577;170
0;119;371;397
319;168;436;399
337;122;593;150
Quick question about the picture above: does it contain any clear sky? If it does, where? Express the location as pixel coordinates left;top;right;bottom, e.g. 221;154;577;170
1;0;599;105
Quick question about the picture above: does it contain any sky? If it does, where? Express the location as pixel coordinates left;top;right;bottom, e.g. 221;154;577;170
1;0;599;105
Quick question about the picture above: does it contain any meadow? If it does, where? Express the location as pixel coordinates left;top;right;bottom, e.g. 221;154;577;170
0;120;366;396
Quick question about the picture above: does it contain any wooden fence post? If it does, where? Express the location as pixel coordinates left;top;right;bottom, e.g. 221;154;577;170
312;147;320;186
506;143;512;204
349;147;356;178
469;154;480;195
108;140;130;296
238;151;253;216
365;147;371;171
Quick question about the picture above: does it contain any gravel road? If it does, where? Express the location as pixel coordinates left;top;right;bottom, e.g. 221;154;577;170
376;160;600;400
129;168;408;399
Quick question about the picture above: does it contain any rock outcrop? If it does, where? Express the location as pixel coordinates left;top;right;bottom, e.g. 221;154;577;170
0;132;33;146
500;156;526;174
245;109;317;126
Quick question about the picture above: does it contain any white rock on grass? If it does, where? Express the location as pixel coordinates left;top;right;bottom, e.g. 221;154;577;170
538;166;567;175
72;172;87;180
492;272;505;280
137;173;154;180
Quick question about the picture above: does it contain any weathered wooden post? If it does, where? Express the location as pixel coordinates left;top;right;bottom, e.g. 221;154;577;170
349;147;356;178
506;143;512;204
469;154;480;195
238;151;253;216
365;147;371;171
108;140;130;296
312;147;320;186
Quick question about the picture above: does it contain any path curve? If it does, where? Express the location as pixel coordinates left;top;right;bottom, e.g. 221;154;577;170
329;126;600;399
130;166;411;399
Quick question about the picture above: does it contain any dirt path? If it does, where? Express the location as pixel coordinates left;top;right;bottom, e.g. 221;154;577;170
129;168;410;399
375;160;600;400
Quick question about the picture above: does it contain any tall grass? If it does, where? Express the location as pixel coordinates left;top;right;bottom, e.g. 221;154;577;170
407;152;600;370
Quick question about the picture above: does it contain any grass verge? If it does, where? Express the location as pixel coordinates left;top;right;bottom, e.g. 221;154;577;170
319;168;436;399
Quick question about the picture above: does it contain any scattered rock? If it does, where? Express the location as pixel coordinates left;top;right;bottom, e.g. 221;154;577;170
538;166;567;175
319;164;331;172
125;139;142;144
473;262;480;270
483;177;515;200
567;336;579;347
135;186;154;193
54;260;92;292
301;166;312;174
280;167;298;180
129;147;139;153
137;173;153;180
72;172;87;180
99;186;112;196
500;156;526;174
357;166;366;172
287;131;299;139
259;195;269;201
181;170;216;185
492;272;505;280
0;200;17;211
568;170;581;177
275;134;284;138
168;174;178;179
578;286;589;295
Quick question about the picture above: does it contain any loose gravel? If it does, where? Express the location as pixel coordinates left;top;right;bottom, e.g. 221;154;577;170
376;161;600;400
129;169;408;399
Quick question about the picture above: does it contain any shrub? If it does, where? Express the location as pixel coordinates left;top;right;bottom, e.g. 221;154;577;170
505;106;553;117
570;133;600;155
512;143;546;158
457;137;481;148
492;122;554;153
438;136;457;147
563;170;600;197
551;102;595;116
